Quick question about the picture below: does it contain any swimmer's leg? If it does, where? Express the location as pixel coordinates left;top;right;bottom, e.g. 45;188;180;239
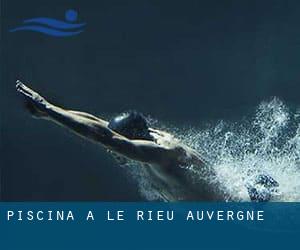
246;174;279;202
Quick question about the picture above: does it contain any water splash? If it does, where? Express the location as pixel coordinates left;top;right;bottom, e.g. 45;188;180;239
124;98;300;201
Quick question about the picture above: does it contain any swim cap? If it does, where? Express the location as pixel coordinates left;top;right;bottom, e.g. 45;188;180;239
108;111;153;140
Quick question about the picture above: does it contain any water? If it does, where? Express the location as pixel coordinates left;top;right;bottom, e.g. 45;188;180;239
122;98;300;201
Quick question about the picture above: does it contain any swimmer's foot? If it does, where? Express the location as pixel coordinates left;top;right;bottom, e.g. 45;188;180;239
16;80;49;118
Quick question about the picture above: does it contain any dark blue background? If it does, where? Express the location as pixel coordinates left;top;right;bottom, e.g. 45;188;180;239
2;0;300;200
1;202;299;249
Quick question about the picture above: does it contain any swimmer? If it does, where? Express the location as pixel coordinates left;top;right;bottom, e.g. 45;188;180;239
16;80;277;201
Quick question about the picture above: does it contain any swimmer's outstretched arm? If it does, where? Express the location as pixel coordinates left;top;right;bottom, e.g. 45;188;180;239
16;81;176;165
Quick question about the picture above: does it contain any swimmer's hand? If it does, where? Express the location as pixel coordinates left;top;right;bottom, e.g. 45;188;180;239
16;80;49;118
